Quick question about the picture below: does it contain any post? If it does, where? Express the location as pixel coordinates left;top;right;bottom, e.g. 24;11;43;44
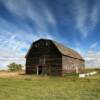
44;55;46;64
37;65;39;75
75;66;79;74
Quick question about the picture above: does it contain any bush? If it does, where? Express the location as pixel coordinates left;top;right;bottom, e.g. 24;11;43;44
7;62;23;72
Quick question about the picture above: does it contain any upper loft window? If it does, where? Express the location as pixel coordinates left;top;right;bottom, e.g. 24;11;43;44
35;44;38;47
33;41;50;48
33;43;39;48
45;41;50;46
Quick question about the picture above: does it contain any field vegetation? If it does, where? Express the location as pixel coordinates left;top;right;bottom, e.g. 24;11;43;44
0;69;100;100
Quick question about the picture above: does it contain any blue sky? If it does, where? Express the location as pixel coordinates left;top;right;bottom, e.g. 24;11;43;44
0;0;100;69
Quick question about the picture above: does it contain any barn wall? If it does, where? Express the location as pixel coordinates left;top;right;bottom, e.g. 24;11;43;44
26;40;62;76
62;55;85;75
26;55;62;75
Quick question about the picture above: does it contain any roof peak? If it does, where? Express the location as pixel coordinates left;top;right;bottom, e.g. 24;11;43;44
38;38;52;41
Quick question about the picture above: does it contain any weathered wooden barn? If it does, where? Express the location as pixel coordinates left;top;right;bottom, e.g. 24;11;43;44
25;39;85;76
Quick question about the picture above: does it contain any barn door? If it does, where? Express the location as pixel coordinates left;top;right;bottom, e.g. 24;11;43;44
38;66;43;75
36;65;47;75
36;55;46;75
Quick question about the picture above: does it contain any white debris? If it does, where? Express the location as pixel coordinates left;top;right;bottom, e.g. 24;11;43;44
90;71;97;75
79;74;86;78
79;71;97;78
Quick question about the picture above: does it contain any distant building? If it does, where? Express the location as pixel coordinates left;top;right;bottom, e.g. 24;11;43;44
25;39;85;76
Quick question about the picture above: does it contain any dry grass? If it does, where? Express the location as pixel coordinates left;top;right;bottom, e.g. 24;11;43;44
0;72;18;77
0;71;26;79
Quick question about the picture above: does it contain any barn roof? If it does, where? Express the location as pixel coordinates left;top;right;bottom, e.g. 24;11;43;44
51;40;84;60
26;39;84;60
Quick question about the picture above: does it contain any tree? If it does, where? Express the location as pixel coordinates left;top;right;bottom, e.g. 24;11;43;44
7;62;23;72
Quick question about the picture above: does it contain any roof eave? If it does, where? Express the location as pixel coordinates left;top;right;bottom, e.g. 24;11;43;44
62;54;85;61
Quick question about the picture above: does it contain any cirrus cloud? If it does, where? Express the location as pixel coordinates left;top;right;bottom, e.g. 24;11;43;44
74;0;100;38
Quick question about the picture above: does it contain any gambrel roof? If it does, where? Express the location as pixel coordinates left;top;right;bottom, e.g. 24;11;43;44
26;39;84;61
52;40;84;60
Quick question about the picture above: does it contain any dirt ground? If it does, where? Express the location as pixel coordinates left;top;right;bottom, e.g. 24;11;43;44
0;71;25;78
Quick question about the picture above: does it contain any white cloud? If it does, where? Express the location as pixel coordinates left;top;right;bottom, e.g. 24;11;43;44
0;14;55;69
85;51;100;68
0;0;99;69
90;42;98;49
74;0;100;38
1;0;56;33
84;42;100;68
0;32;54;69
73;41;100;68
0;34;29;69
71;40;85;58
43;6;56;25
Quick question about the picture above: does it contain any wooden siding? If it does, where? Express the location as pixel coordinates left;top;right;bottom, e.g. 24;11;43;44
26;39;62;76
62;55;85;75
26;39;85;76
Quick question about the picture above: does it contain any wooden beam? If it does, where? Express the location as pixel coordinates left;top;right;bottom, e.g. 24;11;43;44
37;65;39;75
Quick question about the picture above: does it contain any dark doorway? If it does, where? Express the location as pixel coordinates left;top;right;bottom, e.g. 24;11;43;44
38;66;43;75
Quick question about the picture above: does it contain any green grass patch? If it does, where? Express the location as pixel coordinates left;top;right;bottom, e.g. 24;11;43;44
0;74;100;100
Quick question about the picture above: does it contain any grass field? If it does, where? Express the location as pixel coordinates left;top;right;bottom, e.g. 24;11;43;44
0;72;100;100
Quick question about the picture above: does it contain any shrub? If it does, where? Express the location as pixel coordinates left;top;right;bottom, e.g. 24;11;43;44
7;62;23;72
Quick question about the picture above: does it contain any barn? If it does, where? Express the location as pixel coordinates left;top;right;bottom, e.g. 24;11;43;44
25;39;85;76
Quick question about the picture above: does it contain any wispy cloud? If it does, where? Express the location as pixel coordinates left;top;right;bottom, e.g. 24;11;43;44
0;0;56;69
0;16;55;69
73;40;100;68
0;0;100;69
84;42;100;68
74;0;100;38
0;34;27;69
90;42;98;49
1;0;56;33
85;51;100;68
72;40;83;54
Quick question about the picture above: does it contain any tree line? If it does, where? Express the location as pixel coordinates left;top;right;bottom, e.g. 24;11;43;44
7;62;23;72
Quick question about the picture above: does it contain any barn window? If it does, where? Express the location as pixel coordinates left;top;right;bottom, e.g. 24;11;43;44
34;43;39;48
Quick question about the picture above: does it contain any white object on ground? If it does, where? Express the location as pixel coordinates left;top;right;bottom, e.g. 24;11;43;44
79;71;97;78
90;71;97;75
79;74;86;78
